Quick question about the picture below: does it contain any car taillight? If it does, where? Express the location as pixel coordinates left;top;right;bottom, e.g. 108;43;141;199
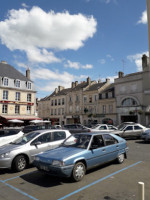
88;129;91;132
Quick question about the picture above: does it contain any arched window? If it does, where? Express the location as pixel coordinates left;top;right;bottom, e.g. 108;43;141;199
122;98;137;106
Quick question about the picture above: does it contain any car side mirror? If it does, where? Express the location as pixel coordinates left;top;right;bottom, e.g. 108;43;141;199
31;141;41;146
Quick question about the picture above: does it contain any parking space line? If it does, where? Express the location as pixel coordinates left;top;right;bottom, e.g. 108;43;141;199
58;161;142;200
2;170;38;182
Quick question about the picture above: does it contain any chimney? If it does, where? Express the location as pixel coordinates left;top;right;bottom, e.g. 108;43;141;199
142;54;150;71
98;79;101;83
58;86;64;91
71;82;75;88
55;88;58;94
87;77;91;85
1;60;7;64
26;68;30;79
106;78;110;83
75;81;78;87
118;71;124;78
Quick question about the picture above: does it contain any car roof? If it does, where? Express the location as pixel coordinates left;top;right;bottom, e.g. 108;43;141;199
75;132;110;136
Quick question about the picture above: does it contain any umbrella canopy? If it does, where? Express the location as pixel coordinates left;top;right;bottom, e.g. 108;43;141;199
29;120;43;124
8;119;24;123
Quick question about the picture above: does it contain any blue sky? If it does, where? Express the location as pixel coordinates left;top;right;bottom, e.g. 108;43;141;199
0;0;148;98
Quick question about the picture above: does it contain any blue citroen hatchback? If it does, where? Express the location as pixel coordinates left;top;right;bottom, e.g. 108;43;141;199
33;132;128;181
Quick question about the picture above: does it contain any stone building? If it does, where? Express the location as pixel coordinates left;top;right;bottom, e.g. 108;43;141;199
0;60;39;126
115;56;150;126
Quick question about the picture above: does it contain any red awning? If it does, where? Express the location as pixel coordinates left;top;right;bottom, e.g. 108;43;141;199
0;115;42;121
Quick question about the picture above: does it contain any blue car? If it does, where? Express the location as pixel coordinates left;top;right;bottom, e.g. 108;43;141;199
33;132;128;182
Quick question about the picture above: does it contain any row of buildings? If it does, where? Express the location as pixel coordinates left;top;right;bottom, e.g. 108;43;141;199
0;55;150;127
38;54;150;126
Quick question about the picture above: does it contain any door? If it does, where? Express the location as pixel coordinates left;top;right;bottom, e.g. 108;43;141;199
133;125;144;138
49;131;67;149
122;125;134;138
29;132;52;162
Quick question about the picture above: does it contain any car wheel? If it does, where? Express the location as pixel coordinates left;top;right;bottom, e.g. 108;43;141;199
72;162;86;182
13;155;27;172
117;153;124;164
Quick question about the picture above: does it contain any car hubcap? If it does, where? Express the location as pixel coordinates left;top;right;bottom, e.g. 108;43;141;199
118;154;124;162
75;165;84;178
18;158;26;170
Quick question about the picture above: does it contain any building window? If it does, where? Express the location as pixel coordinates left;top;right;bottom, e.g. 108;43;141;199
55;109;57;115
15;80;20;88
55;99;57;106
15;92;20;101
84;96;87;103
3;78;8;86
15;105;20;114
109;105;113;113
51;100;53;106
94;95;98;101
89;96;92;103
58;99;61;105
99;94;102;99
122;98;138;107
27;94;31;102
62;98;65;105
102;105;106;114
58;108;61;115
76;95;79;102
27;82;32;89
3;90;8;100
62;108;64;115
2;105;7;113
27;106;31;114
51;109;53;115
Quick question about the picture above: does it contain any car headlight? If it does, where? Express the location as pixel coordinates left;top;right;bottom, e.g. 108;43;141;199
34;156;40;161
0;152;10;158
52;160;64;166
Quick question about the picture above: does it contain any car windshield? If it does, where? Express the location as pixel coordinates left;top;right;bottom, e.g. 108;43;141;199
62;134;91;149
92;124;100;129
10;131;41;145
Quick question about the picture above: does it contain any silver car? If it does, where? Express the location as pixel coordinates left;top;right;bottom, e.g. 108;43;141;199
0;129;71;172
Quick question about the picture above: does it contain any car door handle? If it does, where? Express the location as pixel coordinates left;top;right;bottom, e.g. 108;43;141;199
116;145;119;148
102;149;106;152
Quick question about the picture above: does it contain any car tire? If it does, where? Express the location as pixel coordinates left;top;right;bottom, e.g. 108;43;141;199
13;155;27;172
72;162;86;182
117;153;124;164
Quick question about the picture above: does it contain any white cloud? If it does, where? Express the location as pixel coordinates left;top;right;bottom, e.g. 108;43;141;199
99;59;106;64
21;3;29;8
31;67;87;92
0;7;97;63
64;60;93;69
106;54;114;61
137;10;147;24
127;51;149;71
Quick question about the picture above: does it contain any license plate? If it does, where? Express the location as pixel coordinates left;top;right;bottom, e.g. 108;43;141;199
40;165;49;171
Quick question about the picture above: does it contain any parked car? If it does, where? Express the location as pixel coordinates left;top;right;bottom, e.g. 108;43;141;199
0;128;24;147
63;124;91;134
0;129;71;172
112;123;147;139
23;124;52;134
141;129;150;141
90;124;118;132
33;132;128;182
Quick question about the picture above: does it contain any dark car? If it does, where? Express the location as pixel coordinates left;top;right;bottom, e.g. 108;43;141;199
63;124;90;134
34;132;128;182
23;124;52;134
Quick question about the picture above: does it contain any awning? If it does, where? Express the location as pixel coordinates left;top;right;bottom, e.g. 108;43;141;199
0;115;42;121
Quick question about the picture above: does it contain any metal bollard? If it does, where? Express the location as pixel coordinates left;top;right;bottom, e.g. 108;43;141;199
138;182;145;200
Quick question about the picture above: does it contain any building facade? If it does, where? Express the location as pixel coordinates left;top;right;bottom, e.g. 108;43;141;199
0;60;38;126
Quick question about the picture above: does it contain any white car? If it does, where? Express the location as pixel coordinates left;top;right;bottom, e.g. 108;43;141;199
90;124;117;132
0;128;24;147
141;129;150;141
0;129;71;172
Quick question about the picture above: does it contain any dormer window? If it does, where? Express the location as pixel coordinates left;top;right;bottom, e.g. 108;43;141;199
15;80;20;88
3;77;9;86
27;82;32;90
